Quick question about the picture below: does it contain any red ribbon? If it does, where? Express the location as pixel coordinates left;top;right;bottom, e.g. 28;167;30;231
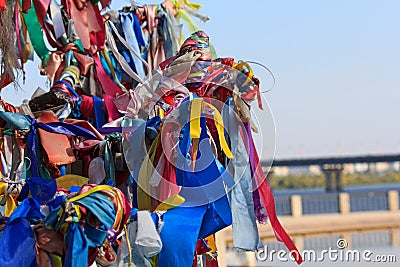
0;0;6;10
21;0;31;13
94;55;123;97
251;138;303;264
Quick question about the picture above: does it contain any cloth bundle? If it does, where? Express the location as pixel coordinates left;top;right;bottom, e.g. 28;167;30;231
0;0;303;266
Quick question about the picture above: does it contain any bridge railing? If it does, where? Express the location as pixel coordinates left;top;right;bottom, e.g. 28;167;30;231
275;190;399;216
216;190;400;267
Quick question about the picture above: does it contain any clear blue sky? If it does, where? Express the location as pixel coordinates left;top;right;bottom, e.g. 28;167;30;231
1;0;399;159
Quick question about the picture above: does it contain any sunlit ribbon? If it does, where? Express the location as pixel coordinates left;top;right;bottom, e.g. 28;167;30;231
189;98;234;159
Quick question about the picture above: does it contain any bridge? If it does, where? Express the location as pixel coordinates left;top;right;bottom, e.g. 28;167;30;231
216;188;400;267
261;153;400;192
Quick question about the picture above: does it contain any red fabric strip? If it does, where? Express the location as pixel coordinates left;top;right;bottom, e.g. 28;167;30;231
21;0;31;13
0;73;13;89
90;3;105;51
93;55;123;97
32;0;50;29
0;0;6;10
252;139;303;264
103;94;120;122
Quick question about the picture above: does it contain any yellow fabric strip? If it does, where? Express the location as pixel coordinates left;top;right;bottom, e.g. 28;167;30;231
137;134;160;210
68;185;115;202
0;182;17;217
156;106;165;119
155;194;185;211
63;66;80;83
56;174;88;189
192;137;199;170
190;98;202;139
5;195;17;217
177;9;200;34
67;185;124;230
74;204;82;220
204;102;234;159
137;155;154;210
183;0;203;10
124;224;133;267
49;254;63;267
205;234;217;252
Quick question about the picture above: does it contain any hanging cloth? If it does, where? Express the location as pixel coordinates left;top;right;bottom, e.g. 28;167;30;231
36;111;76;166
246;123;303;264
0;198;44;267
119;12;146;79
222;97;263;250
19;0;50;65
144;5;166;70
159;115;232;267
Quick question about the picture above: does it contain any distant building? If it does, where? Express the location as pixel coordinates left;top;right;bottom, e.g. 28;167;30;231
272;166;289;176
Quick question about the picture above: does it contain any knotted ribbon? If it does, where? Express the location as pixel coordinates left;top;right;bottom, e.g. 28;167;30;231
0;112;98;177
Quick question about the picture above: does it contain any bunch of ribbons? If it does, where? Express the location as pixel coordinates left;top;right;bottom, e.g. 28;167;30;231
0;0;303;266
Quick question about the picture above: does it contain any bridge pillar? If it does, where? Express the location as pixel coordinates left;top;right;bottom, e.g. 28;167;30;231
322;164;344;192
335;168;343;192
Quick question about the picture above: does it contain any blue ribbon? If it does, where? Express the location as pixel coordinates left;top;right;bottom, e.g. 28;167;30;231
222;97;263;250
159;114;232;267
17;177;57;204
0;198;44;266
65;223;88;267
93;96;106;128
120;12;146;79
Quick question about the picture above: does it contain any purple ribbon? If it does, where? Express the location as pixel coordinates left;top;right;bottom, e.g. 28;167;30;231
106;228;118;244
244;121;268;223
98;126;123;134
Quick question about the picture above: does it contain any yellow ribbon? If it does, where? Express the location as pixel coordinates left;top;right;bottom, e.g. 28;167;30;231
154;194;185;211
124;224;133;267
173;0;202;10
137;134;161;210
233;61;254;86
189;98;234;159
205;102;234;158
156;106;165;119
63;66;80;85
183;0;203;10
190;98;202;139
0;182;17;217
49;255;63;267
68;185;125;230
205;234;217;252
176;9;200;34
56;174;88;189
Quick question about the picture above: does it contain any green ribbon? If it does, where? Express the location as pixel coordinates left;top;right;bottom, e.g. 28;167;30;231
19;0;50;66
